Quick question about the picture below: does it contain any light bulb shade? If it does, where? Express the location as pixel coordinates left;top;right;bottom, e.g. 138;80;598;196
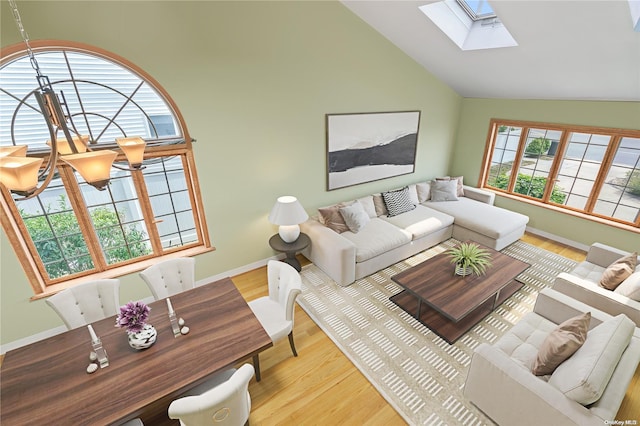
269;196;309;226
0;156;44;193
61;150;117;190
0;145;28;158
47;135;89;155
116;136;146;168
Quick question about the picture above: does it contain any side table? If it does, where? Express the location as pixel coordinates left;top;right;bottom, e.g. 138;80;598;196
268;233;310;272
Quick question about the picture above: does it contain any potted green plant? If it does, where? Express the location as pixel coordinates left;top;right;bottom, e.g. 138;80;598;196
446;242;493;277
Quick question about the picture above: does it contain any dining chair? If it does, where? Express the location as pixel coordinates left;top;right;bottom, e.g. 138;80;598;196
248;260;302;380
168;363;255;426
121;419;144;425
45;279;120;330
139;257;196;300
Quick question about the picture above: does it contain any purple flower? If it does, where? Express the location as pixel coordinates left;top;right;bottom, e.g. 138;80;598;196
116;301;150;334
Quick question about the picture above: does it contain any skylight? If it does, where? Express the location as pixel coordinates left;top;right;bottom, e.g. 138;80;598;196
457;0;496;21
420;0;517;51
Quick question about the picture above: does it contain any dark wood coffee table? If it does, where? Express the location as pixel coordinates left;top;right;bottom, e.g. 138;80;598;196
390;242;529;344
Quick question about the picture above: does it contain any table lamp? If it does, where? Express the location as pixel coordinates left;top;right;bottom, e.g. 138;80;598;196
269;196;309;243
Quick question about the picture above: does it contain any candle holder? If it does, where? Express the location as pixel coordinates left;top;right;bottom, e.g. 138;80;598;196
87;325;109;368
167;298;182;337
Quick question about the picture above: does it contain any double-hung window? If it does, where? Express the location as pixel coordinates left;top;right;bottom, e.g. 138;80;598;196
481;119;640;230
0;41;212;297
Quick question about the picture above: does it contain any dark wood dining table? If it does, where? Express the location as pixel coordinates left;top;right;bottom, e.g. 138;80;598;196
0;277;272;425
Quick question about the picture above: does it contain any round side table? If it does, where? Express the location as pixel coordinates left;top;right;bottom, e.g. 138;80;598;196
269;233;310;272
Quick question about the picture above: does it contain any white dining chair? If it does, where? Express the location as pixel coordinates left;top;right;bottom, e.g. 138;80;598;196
139;257;196;300
120;418;144;426
45;279;120;330
168;363;255;426
248;260;302;380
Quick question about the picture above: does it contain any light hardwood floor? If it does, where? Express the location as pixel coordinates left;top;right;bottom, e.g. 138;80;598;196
234;232;639;425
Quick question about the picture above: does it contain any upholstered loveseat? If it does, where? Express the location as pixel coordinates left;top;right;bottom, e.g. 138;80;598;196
464;288;640;426
300;178;529;286
552;243;640;326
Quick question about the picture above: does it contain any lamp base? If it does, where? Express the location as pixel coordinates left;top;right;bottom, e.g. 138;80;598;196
279;225;300;243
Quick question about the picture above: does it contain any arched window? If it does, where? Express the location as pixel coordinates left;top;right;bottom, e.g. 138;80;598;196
0;41;212;297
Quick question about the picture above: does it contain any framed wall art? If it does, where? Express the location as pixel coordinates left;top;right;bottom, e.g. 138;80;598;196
326;110;420;190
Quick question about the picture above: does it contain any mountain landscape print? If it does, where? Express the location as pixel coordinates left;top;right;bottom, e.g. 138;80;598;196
326;111;420;190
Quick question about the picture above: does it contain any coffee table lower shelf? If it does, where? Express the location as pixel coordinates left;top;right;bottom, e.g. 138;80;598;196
390;280;523;344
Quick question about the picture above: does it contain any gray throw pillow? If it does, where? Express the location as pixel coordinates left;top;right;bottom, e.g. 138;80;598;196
339;202;370;233
430;180;459;201
382;186;416;217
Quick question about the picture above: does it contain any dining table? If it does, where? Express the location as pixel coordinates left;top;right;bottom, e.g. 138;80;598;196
0;277;272;425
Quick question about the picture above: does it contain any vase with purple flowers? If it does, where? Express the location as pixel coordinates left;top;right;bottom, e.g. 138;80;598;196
116;301;157;350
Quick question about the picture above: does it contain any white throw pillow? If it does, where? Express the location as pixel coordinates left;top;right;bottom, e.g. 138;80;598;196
416;181;431;203
430;180;459;202
614;271;640;301
356;195;378;219
548;314;634;405
339;202;370;233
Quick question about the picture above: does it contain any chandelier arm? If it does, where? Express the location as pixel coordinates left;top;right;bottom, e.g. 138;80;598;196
111;163;146;172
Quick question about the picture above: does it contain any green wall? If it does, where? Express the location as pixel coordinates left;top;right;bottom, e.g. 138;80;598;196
0;1;461;345
452;99;640;252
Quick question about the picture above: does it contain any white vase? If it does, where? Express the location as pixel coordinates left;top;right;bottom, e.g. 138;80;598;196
128;324;157;350
455;264;473;277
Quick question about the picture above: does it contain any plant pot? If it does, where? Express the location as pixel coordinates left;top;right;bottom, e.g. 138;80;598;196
128;324;157;350
455;264;473;277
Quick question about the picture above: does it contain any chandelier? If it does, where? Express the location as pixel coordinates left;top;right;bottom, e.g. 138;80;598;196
0;0;147;199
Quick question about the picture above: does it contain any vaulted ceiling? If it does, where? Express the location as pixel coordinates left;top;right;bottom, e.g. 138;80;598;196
342;1;640;101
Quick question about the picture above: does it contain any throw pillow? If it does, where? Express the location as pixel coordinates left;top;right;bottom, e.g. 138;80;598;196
436;176;464;196
599;252;638;290
356;195;377;219
430;179;459;202
373;194;388;217
614;271;640;301
382;186;416;217
318;203;349;234
531;312;590;376
339;202;370;233
548;313;635;405
416;181;431;203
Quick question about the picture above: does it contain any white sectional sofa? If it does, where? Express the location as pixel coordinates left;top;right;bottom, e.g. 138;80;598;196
464;288;640;426
300;179;529;286
553;243;640;326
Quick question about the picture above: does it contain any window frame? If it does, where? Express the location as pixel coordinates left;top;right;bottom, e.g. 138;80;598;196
479;118;640;233
1;41;213;299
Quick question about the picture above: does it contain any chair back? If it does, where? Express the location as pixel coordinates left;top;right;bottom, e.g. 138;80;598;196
168;363;255;426
267;260;302;322
139;257;196;300
45;279;120;330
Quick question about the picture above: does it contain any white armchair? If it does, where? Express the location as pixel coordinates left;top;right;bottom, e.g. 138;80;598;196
464;288;640;426
552;243;640;326
45;279;120;330
248;260;302;381
168;363;254;426
139;257;196;300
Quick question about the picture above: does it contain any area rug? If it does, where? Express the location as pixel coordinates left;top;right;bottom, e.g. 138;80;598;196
297;239;578;426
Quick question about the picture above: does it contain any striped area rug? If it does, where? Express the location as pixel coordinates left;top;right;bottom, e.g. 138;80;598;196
297;239;577;425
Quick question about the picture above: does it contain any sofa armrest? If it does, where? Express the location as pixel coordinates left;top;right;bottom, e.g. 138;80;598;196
299;219;356;286
533;288;612;328
464;343;602;426
552;273;640;327
462;185;495;205
586;243;633;268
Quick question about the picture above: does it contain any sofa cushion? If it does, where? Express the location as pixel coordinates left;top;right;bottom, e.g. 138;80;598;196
341;218;411;263
571;261;607;283
430;180;459;201
382;186;416;217
614;271;640;301
373;194;388;217
318;203;349;233
381;205;454;240
531;312;590;376
548;314;635;405
340;202;370;233
416;181;431;203
494;312;557;371
425;197;529;239
356;195;377;219
436;175;464;196
599;252;637;290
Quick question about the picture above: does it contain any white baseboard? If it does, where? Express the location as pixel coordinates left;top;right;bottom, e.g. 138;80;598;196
525;226;590;252
1;253;285;355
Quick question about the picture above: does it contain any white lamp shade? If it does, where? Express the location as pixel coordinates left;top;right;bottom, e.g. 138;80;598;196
0;145;28;158
116;136;146;168
47;135;89;155
269;196;309;243
61;150;117;188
